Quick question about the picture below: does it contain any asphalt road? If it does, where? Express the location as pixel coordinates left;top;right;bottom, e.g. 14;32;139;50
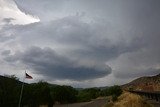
53;98;107;107
82;99;106;107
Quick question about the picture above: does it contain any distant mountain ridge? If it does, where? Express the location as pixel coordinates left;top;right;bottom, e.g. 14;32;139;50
1;73;160;92
122;73;160;91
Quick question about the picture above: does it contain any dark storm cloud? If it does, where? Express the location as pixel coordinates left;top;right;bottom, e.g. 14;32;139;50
115;68;160;79
3;18;15;24
0;36;14;42
1;0;160;86
8;15;147;62
0;25;16;42
4;6;159;80
4;46;111;81
1;50;11;56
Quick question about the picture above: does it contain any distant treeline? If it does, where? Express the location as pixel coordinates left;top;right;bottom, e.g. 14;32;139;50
0;75;122;107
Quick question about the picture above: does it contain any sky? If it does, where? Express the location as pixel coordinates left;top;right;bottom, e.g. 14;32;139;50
0;0;160;88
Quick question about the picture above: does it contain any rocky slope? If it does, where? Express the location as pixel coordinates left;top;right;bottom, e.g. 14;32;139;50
122;73;160;91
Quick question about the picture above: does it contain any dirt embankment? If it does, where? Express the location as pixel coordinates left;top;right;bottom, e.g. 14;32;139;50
103;92;153;107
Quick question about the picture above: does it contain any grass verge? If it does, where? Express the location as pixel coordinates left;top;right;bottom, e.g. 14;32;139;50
103;92;153;107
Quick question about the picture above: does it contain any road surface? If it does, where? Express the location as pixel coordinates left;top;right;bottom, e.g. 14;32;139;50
53;98;106;107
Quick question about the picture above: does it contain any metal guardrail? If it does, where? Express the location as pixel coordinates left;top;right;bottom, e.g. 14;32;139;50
129;90;160;102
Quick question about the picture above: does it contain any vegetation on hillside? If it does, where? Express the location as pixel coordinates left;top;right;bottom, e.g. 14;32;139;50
0;75;122;107
77;88;101;102
101;85;122;102
0;75;21;107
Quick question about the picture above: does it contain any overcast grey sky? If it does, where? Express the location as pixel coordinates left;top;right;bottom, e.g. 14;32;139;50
0;0;160;87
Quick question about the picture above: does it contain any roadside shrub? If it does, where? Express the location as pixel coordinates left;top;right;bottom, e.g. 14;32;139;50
112;95;118;102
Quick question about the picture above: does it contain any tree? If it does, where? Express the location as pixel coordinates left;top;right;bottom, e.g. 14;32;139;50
50;85;78;104
77;88;100;102
104;85;122;102
108;85;122;97
22;81;53;107
0;75;20;107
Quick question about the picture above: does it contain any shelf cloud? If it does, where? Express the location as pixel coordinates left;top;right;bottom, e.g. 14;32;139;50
0;0;160;87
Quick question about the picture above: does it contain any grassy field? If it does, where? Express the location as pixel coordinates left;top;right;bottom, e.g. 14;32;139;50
103;92;153;107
